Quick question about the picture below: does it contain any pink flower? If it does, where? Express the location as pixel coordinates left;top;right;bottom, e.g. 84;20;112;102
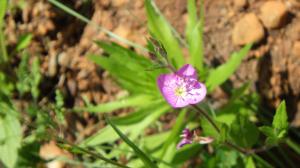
157;64;207;108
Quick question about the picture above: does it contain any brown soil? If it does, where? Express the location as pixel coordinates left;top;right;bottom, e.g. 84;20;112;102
4;0;300;153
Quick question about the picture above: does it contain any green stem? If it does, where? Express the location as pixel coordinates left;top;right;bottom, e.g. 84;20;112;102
191;104;271;155
56;137;130;168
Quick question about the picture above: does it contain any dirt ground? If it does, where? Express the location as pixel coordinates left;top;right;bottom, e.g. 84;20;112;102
4;0;300;142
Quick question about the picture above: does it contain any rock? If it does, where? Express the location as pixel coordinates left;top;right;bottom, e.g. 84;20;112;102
234;0;248;9
259;1;288;29
232;13;265;45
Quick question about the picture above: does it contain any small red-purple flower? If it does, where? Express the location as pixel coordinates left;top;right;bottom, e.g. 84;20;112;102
176;128;193;149
177;128;214;149
157;64;207;108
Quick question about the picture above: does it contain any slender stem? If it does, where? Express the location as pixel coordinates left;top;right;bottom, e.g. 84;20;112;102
56;137;130;168
190;104;271;155
225;141;248;154
166;64;176;73
191;105;220;132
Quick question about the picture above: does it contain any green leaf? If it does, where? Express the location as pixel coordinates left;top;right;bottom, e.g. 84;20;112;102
106;116;158;168
30;57;41;100
88;41;161;95
186;0;204;71
0;0;8;62
206;44;252;92
55;90;65;124
81;103;169;147
230;115;259;148
16;53;31;95
259;126;276;138
259;126;284;145
15;34;33;51
145;0;184;68
259;101;289;145
16;54;41;100
272;100;288;131
81;95;153;113
0;72;14;97
161;110;186;157
0;102;22;168
203;149;241;168
246;156;256;168
0;0;7;27
171;144;202;165
142;132;170;151
111;99;165;125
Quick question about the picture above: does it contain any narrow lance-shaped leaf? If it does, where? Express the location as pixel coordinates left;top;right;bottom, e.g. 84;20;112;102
105;115;158;168
186;0;204;71
0;0;8;62
15;34;33;52
246;156;256;168
145;0;184;68
230;115;259;148
272;100;288;131
0;101;22;168
206;44;252;92
79;95;153;113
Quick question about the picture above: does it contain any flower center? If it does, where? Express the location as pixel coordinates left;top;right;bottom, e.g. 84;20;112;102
174;86;186;97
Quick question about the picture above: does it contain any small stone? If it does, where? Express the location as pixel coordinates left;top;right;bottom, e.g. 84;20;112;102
48;54;57;77
58;52;71;67
234;0;248;9
67;79;77;96
232;13;265;45
259;1;288;29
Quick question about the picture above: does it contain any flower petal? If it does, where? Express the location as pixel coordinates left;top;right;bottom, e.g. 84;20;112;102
176;64;197;79
185;82;207;104
157;74;189;108
176;139;193;149
199;137;214;144
180;128;193;139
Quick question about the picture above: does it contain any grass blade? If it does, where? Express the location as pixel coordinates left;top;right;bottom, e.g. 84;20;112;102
78;95;152;113
186;0;204;71
145;0;184;68
0;0;8;62
57;138;130;168
106;115;158;168
205;44;252;92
